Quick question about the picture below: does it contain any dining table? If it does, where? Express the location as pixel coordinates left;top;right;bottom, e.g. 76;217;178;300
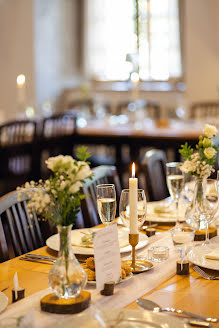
0;224;218;327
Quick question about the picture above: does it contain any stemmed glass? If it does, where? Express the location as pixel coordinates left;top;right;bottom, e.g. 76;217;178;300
119;189;147;230
166;162;184;228
193;179;218;246
96;184;116;226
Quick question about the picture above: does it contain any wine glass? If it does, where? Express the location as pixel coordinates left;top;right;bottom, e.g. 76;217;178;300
119;189;147;230
96;184;116;226
193;179;218;246
166;162;184;228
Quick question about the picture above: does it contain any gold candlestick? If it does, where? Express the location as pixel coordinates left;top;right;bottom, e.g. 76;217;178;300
123;233;153;274
129;233;139;270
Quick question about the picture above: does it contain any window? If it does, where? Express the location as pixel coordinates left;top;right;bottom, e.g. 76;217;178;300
84;0;182;81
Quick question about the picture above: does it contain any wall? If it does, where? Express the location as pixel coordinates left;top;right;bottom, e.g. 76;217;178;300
34;0;80;110
0;0;34;120
184;0;219;103
1;1;219;120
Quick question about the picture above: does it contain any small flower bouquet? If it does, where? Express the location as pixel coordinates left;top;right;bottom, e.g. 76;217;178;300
179;124;218;178
17;146;92;227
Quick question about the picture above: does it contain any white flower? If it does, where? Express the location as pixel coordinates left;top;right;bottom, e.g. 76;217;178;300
203;124;218;138
204;147;217;159
76;162;92;180
69;181;82;194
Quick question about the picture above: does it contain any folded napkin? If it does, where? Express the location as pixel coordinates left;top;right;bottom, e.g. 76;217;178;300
72;228;130;249
205;250;219;261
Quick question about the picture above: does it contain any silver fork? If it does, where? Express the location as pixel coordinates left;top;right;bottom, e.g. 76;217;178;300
193;266;219;280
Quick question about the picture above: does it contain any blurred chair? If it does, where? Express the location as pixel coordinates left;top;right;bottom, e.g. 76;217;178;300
39;113;77;178
0;190;45;262
116;99;161;120
141;149;169;201
189;101;219;121
0;120;39;195
67;98;111;116
0;189;86;262
81;165;121;227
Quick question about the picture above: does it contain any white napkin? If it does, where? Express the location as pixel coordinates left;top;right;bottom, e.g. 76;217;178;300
205;250;219;261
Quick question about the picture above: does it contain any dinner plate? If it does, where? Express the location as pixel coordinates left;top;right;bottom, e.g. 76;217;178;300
87;273;133;286
187;245;219;271
146;201;186;223
46;227;148;255
0;292;8;314
54;309;189;328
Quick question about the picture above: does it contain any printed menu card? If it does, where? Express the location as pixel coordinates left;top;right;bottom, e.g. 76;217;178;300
93;223;121;290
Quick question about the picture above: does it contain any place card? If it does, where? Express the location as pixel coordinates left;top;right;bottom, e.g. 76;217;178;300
93;223;121;291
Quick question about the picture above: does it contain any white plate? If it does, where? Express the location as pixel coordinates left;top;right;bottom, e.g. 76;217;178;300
0;292;8;313
46;227;148;255
54;309;189;328
146;201;186;223
87;273;133;286
187;245;219;271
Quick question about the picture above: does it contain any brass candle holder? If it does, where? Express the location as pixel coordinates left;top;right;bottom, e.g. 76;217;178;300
122;233;153;274
129;233;139;270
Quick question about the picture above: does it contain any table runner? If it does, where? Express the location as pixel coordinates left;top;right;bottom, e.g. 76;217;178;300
0;232;179;327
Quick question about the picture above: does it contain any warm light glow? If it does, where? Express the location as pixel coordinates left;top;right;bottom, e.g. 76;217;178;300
132;162;135;178
17;74;25;86
130;72;139;84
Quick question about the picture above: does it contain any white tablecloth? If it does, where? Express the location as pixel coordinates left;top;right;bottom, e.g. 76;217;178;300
0;232;179;327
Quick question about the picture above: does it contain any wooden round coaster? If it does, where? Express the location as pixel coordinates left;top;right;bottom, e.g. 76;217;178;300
40;291;91;314
194;226;217;241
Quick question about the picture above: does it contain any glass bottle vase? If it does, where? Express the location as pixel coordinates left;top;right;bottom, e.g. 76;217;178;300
48;225;87;299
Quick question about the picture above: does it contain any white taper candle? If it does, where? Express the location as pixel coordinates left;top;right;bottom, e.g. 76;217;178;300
129;163;138;234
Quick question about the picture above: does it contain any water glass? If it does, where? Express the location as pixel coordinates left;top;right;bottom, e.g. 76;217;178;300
166;162;184;228
96;184;116;226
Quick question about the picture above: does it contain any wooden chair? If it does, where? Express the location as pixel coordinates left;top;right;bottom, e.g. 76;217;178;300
0;120;39;195
81;165;122;227
189;101;219;121
67;99;111;116
141;149;169;201
116;100;161;120
0;190;45;262
39;113;77;178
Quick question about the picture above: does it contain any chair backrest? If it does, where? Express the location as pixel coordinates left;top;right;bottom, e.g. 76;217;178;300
116;100;160;119
0;190;45;262
0;120;37;146
0;120;39;193
41;113;76;139
67;99;111;116
141;149;169;201
189;101;219;121
81;165;122;227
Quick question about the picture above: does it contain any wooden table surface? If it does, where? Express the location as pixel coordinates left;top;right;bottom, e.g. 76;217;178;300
0;230;219;327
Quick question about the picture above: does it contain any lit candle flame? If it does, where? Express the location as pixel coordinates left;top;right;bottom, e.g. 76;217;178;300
17;74;25;86
132;162;135;178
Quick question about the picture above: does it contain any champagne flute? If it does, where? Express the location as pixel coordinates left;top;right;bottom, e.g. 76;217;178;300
119;189;147;229
166;162;184;228
96;184;116;226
